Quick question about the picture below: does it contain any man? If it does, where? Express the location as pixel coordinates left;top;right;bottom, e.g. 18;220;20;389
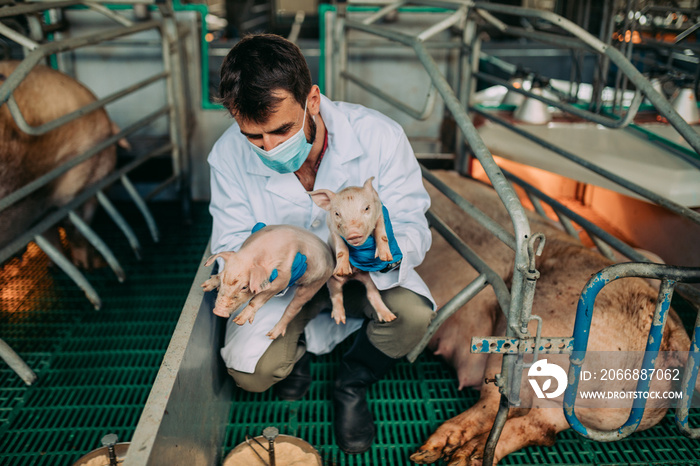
208;33;435;454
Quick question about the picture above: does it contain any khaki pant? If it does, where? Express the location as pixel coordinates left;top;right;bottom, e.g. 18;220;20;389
228;281;433;392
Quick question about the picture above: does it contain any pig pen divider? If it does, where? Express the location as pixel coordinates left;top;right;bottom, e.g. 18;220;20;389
0;0;191;385
327;2;700;464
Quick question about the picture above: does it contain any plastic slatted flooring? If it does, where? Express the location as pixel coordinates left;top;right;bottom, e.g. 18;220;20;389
0;201;698;465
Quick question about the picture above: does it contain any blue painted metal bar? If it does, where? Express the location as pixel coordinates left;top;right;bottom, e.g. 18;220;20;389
564;263;700;441
675;307;700;438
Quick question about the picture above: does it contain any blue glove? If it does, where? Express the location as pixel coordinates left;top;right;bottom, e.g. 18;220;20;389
252;223;307;287
342;205;403;273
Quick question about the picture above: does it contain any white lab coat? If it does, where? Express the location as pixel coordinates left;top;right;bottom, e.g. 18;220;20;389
208;95;436;373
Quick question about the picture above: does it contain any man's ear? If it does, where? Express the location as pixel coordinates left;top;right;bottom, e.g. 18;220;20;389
307;84;321;117
205;251;235;267
249;265;271;294
307;189;335;210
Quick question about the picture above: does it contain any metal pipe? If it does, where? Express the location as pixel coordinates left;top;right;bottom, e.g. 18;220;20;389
34;233;102;309
0;106;170;215
564;264;700;440
341;70;437;120
675;302;700;438
97;191;142;260
421;165;516;250
121;174;160;243
426;210;512;315
84;1;134;27
407;273;488;363
6;71;168;136
0;22;39;50
470;107;700;223
417;5;466;42
0;338;37;385
68;210;126;282
0;143;172;265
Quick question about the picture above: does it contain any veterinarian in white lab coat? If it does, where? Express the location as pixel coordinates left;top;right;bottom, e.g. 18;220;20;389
208;33;435;455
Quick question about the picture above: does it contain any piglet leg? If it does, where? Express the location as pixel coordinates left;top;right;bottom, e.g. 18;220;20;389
267;280;327;339
354;272;396;322
201;274;221;292
373;212;393;262
233;290;276;325
331;233;353;276
327;275;347;324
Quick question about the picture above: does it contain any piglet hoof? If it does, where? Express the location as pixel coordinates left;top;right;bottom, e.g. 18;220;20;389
409;449;443;464
375;247;393;262
333;261;353;277
331;308;346;325
266;325;286;340
377;309;397;322
233;308;256;326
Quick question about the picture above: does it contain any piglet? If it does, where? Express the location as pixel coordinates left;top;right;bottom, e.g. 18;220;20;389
201;224;334;340
308;177;397;325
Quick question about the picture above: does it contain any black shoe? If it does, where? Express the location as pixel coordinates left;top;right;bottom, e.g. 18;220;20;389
333;325;399;454
274;351;312;401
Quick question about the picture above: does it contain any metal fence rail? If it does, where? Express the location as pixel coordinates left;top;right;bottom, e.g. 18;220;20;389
0;0;191;384
326;2;700;464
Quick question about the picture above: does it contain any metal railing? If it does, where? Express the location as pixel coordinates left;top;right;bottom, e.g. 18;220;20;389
325;1;700;464
0;0;192;385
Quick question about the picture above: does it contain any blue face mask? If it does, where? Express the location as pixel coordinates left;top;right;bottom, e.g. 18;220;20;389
248;101;313;174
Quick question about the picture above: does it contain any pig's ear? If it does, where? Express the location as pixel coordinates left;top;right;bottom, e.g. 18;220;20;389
307;189;335;211
249;265;271;294
205;251;235;267
362;176;376;193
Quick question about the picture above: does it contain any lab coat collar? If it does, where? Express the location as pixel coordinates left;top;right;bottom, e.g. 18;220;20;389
245;94;364;206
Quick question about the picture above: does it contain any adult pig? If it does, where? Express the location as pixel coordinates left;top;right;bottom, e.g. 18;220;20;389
0;60;121;268
201;224;335;340
411;170;694;465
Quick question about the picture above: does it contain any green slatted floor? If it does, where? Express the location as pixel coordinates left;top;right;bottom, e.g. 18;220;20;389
1;201;699;465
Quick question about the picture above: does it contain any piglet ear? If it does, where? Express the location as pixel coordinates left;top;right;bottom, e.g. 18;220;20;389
307;189;335;211
249;265;271;294
362;176;376;193
205;251;235;267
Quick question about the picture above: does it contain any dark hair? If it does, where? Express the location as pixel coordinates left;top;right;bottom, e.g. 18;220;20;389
219;34;312;123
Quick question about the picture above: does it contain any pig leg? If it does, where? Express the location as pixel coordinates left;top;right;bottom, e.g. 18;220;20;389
331;232;353;276
201;274;220;292
411;387;501;464
372;212;393;261
444;409;568;466
267;279;328;339
353;272;396;322
327;275;347;324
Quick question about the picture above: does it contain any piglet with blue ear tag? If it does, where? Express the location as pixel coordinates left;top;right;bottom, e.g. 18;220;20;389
308;177;402;325
201;224;335;340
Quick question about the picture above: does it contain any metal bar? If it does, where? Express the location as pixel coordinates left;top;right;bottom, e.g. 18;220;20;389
554;211;579;238
471;107;700;222
471;1;700;154
121;174;160;243
361;1;406;25
420;165;516;252
564;264;700;440
0;143;172;265
407;273;488;363
84;1;134;27
97;190;142;260
426;210;512;320
0;0;80;18
144;174;179;201
675;303;700;438
483;394;509;466
68;210;125;282
474;71;643;129
471;336;572;354
6;71;168;136
589;234;617;262
0;106;170;215
417;5;466;42
0;338;37;385
0;22;39;50
0;20;162;105
34;233;102;309
341;70;437;121
526;190;548;218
